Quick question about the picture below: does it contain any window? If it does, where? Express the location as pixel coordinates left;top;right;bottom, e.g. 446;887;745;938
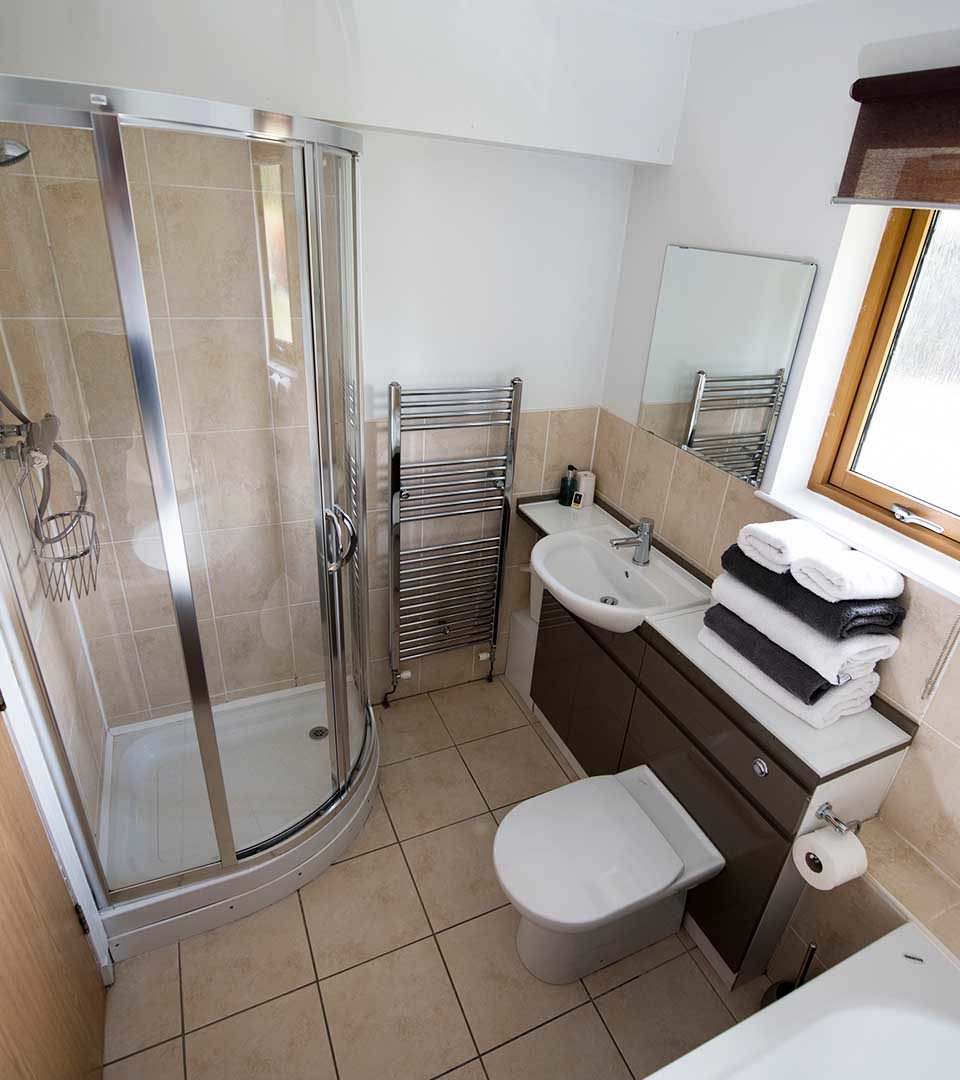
811;208;960;559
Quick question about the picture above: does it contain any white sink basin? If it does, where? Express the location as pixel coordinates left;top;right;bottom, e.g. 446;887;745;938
530;524;710;632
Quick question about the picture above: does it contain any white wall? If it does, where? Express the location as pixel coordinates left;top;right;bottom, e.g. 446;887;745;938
0;0;690;164
602;0;960;426
361;130;632;417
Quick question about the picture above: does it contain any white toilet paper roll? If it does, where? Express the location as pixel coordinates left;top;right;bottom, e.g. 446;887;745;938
575;470;596;508
792;827;868;891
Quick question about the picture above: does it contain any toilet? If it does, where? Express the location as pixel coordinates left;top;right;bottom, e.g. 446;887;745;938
493;765;725;984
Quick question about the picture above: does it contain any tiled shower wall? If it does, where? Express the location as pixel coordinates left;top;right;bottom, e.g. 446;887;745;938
590;406;960;967
363;405;600;701
0;122;332;833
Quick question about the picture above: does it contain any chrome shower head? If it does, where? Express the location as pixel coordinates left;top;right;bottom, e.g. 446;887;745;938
0;138;30;167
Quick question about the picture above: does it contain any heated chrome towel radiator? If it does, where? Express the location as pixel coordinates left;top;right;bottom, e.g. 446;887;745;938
384;379;522;703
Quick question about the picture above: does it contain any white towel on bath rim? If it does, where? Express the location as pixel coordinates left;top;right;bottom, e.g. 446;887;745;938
791;549;904;602
738;519;848;574
712;572;899;684
698;626;880;729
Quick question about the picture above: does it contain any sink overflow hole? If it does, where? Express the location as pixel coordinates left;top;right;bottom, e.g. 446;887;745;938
600;595;619;606
309;726;328;740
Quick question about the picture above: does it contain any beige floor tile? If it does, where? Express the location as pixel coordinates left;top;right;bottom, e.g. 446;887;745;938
403;814;506;931
438;906;586;1052
104;944;181;1063
596;953;734;1078
483;1004;631;1080
491;801;522;823
321;938;475;1080
583;934;686;997
185;985;336;1080
300;845;430;977
690;948;770;1021
376;694;453;765
103;1039;184;1080
180;894;314;1030
379;747;487;840
430;679;529;743
677;925;695;950
459;727;567;809
334;792;396;862
441;1063;487;1080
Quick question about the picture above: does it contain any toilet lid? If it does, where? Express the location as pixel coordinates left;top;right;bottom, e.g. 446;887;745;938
493;776;684;933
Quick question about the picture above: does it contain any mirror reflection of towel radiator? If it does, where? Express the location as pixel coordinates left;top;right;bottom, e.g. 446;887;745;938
384;378;522;705
682;368;786;486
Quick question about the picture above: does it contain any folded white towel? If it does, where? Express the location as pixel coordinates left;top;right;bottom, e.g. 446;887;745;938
698;626;879;729
791;550;904;602
712;573;899;684
738;519;849;574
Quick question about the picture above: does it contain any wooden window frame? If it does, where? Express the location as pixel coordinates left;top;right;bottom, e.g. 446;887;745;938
810;207;960;560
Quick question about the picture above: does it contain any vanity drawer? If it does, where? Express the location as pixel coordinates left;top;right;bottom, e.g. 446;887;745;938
639;645;808;835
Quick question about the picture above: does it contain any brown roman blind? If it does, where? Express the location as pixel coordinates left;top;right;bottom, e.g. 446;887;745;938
836;65;960;205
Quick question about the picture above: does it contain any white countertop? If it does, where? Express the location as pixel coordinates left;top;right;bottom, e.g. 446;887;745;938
519;499;624;535
647;608;911;778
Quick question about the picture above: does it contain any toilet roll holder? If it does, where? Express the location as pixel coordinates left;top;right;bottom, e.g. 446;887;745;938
815;802;861;835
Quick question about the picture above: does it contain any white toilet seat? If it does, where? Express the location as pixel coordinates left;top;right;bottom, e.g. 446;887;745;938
493;776;684;933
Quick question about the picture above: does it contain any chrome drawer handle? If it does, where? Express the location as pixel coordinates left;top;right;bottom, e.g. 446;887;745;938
752;757;769;779
891;504;944;534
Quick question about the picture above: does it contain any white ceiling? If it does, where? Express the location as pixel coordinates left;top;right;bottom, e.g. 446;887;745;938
603;0;820;31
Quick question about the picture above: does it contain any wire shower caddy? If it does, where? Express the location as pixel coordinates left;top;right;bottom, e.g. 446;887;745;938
385;378;522;704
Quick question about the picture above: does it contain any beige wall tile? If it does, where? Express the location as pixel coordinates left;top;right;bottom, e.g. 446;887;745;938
153;186;262;316
707;475;790;578
92;436;159;542
0;173;62;315
370;657;422;702
251;141;295;193
119;126;149;185
129;184;168;317
3;318;87;438
70;318;182;437
924;643;960;745
543;407;597;489
620;426;676;525
365;419;389;509
144;129;252;189
928;903;960;958
38;177;121;317
135;620;223;708
204;523;288;616
514;411;549;494
283;521;321;604
790;876;905;969
267;318;307;428
26;125;97;179
422;423;489;464
189;429;280;530
290;601;328;676
660;450;729;569
881;724;960;885
420;647;476;693
115;533;211;628
217;607;294;691
274;426;314;521
367;586;389;661
256;188;302;316
171;318;271;432
861;818;960;923
75;542;131;638
49;438;112;541
878;581;960;719
592;408;633;504
89;633;148;719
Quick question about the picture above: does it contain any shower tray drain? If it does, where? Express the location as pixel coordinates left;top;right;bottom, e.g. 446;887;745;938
600;596;619;606
308;726;329;740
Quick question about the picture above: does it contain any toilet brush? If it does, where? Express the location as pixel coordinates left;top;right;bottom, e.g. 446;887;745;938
761;942;817;1007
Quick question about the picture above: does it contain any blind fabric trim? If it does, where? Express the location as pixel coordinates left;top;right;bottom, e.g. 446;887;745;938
838;66;960;205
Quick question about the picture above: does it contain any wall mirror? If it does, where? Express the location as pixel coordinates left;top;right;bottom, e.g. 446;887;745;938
640;245;816;484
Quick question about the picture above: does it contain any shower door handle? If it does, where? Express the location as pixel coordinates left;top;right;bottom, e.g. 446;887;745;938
324;505;358;573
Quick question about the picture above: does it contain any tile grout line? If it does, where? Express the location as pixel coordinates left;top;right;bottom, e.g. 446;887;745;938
296;889;342;1080
177;941;187;1076
590;998;637;1080
378;784;485;1068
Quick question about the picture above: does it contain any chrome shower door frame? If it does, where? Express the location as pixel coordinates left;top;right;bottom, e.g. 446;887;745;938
0;74;372;910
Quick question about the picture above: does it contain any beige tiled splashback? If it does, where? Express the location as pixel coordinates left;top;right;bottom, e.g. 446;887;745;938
363;406;598;701
589;405;960;968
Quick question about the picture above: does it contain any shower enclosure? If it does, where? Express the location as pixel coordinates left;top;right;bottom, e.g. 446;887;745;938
0;76;375;956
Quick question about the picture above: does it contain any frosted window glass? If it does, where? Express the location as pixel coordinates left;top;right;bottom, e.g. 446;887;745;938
853;211;960;517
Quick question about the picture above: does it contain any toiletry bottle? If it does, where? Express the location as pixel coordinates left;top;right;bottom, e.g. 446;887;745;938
559;464;577;507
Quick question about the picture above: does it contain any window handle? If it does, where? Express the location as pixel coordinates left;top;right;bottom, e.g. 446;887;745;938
891;503;945;534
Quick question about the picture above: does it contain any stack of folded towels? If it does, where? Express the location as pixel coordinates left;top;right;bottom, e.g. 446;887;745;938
697;519;906;729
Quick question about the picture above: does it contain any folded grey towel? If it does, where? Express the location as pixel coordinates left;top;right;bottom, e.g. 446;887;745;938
703;604;832;705
721;545;905;639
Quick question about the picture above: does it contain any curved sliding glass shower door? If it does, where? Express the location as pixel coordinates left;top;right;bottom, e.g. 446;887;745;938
0;85;369;899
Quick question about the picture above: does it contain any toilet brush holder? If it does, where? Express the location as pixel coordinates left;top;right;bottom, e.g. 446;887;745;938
761;942;817;1007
